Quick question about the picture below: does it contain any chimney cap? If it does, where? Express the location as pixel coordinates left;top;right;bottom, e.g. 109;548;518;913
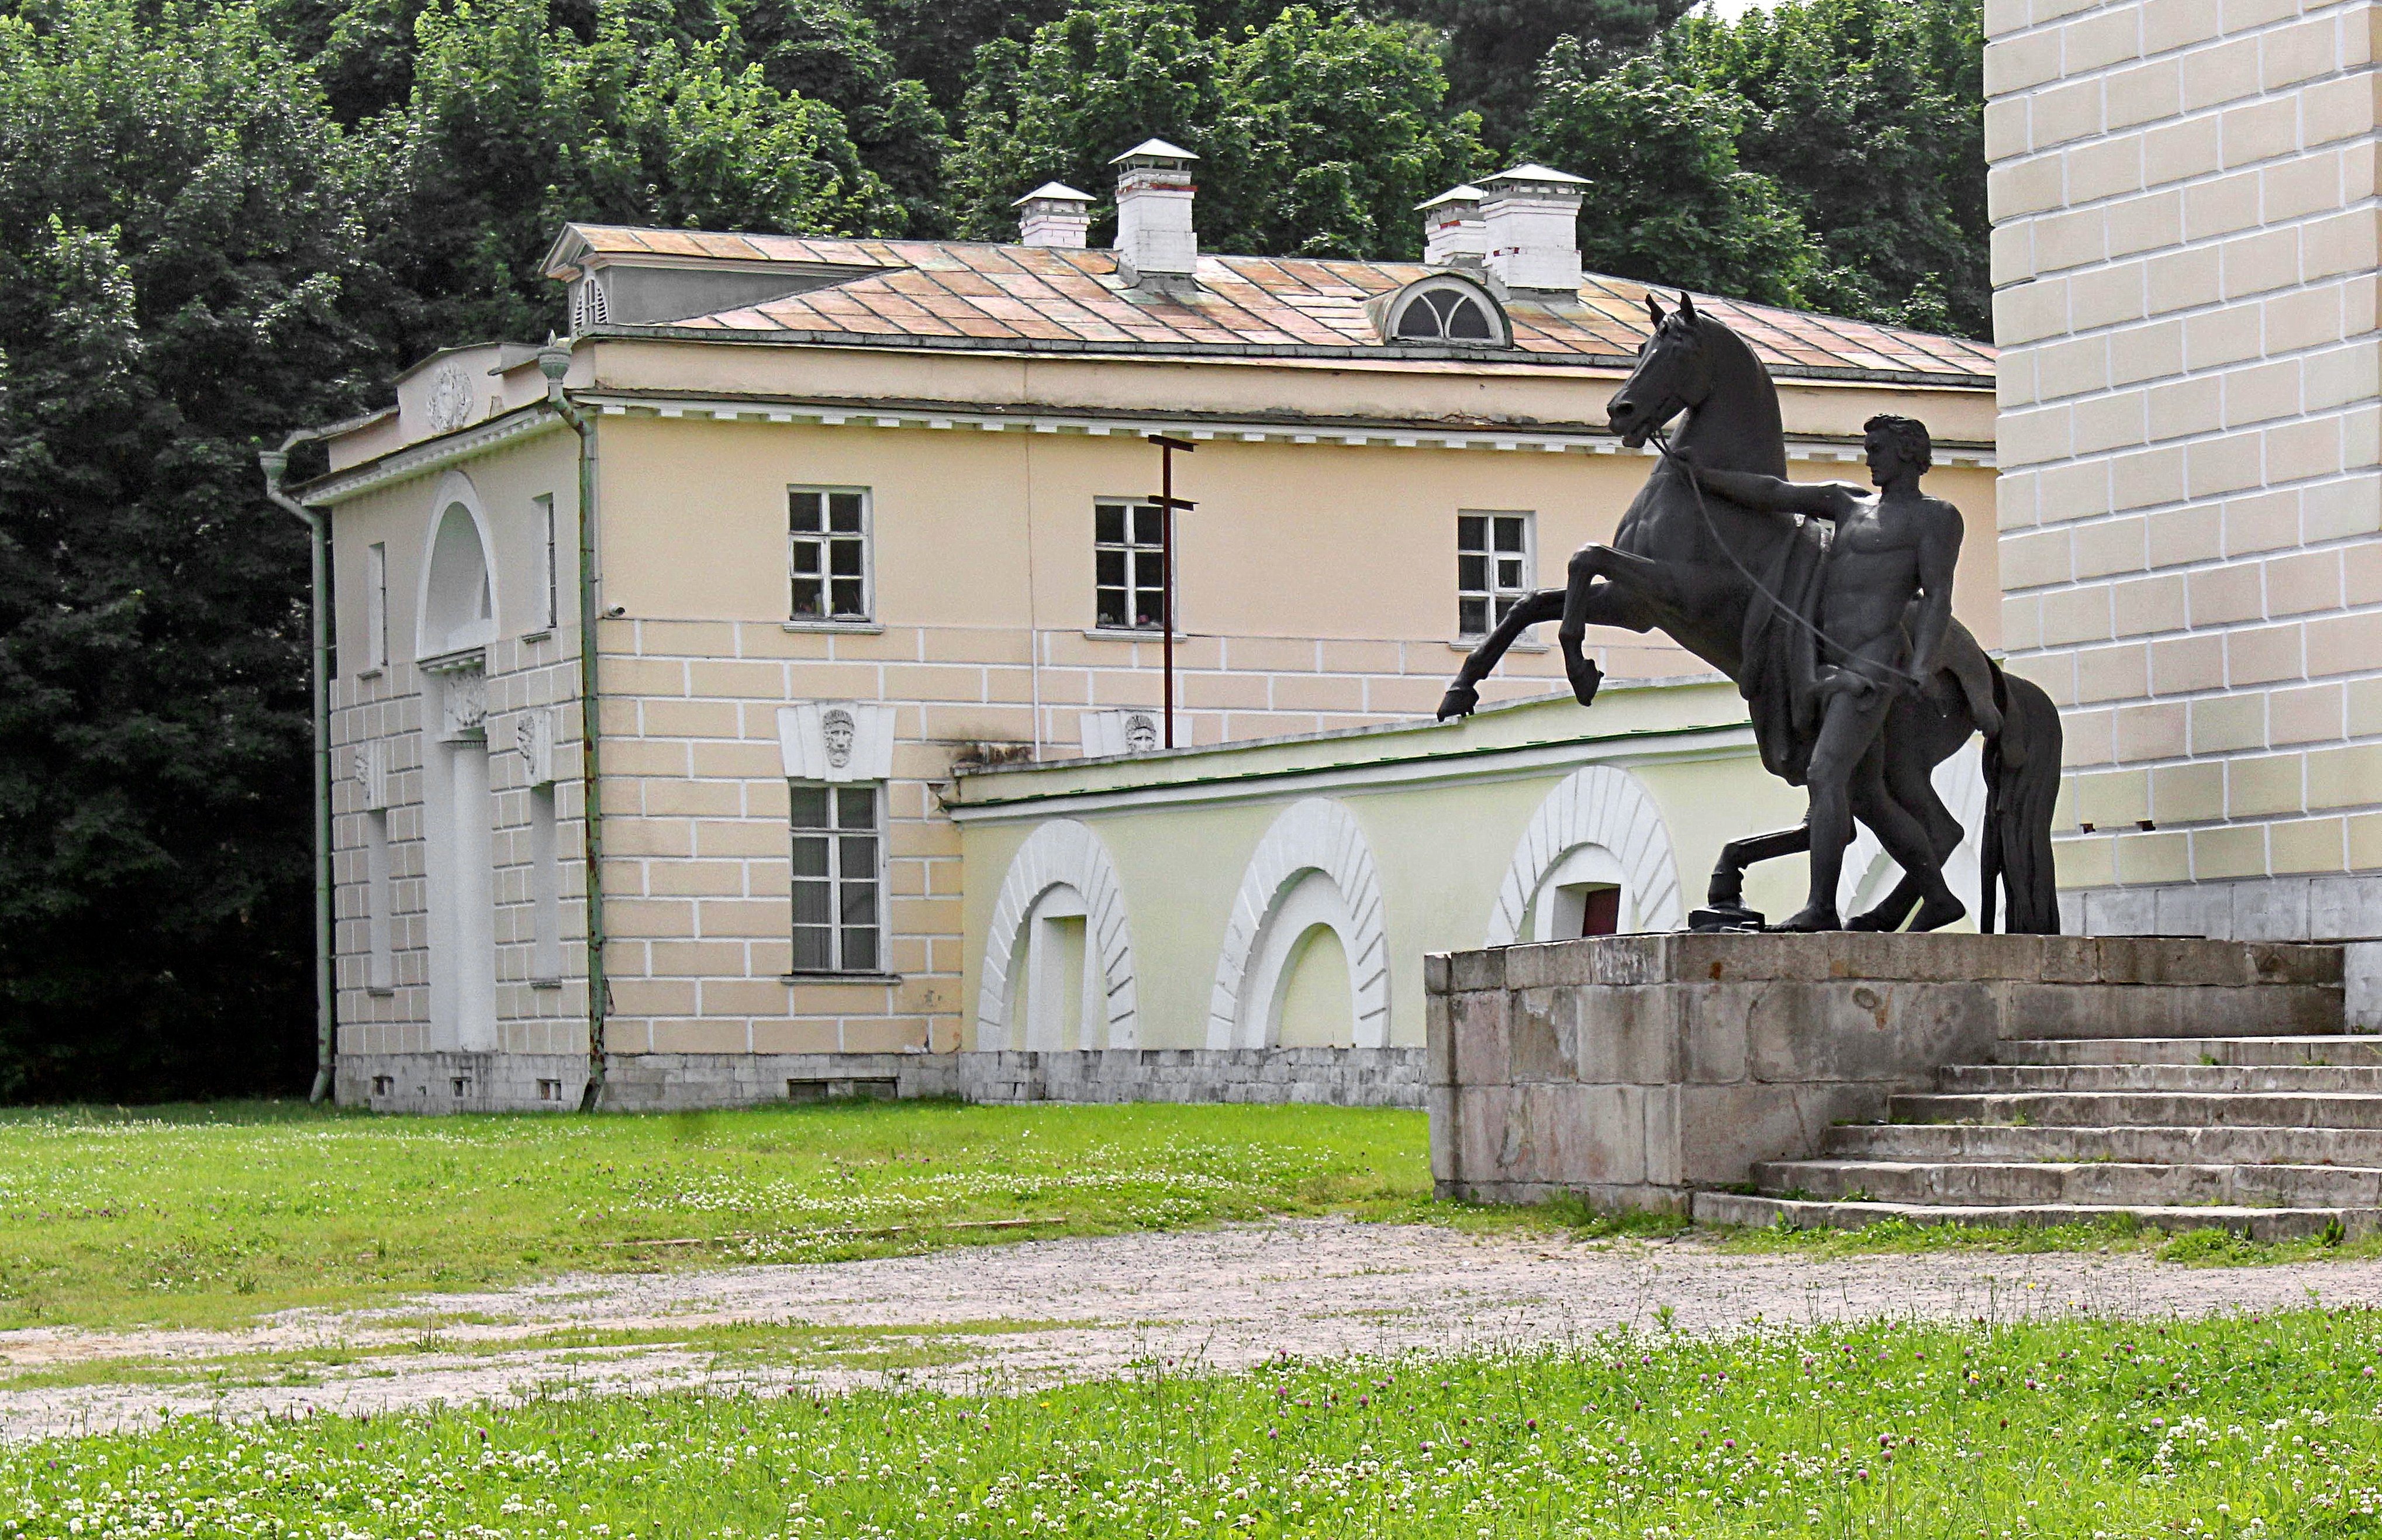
1481;163;1589;191
1416;184;1485;212
1013;181;1094;206
1111;137;1199;165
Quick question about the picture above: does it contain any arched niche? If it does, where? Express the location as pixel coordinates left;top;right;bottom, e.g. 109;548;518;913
416;471;499;659
975;820;1137;1049
1207;799;1390;1049
1485;765;1684;946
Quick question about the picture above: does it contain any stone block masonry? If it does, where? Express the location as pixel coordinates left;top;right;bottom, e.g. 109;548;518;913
336;1046;1424;1113
1426;931;2346;1211
1986;0;2382;938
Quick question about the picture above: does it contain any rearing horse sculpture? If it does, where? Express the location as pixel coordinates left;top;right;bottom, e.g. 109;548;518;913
1438;295;2064;934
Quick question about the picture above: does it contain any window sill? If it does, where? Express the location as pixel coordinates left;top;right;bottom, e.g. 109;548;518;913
781;971;903;985
529;976;563;990
365;985;396;998
520;629;553;644
1447;637;1549;653
783;620;885;634
354;667;384;681
1082;628;1189;642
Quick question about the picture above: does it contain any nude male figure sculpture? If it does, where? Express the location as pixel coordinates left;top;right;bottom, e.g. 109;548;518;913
1676;413;1990;933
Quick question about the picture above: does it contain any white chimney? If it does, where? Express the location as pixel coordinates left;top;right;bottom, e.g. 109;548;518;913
1479;164;1588;297
1111;139;1199;289
1014;182;1093;249
1417;184;1486;269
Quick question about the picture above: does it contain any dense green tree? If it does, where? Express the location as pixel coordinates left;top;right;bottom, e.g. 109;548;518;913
377;0;896;354
1666;0;1988;336
1373;0;1692;153
1203;7;1482;258
947;0;1477;258
1522;37;1824;308
0;0;384;1099
944;0;1227;243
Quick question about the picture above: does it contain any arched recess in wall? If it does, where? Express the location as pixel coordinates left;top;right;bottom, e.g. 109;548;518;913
416;469;499;658
1484;765;1684;946
1841;738;1989;923
1207;798;1391;1049
975;820;1138;1050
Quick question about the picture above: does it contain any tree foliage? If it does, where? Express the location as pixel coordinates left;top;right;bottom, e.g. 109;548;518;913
0;0;381;1099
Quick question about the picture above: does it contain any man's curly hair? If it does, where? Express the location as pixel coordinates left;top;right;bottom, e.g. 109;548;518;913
1862;413;1933;472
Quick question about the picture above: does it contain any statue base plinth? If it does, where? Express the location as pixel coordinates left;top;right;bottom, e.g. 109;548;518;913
1425;931;2344;1214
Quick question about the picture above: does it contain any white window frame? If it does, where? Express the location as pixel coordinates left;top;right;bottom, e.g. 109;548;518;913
789;781;885;975
364;542;388;671
535;493;558;633
1393;283;1500;345
1093;498;1168;633
1456;510;1534;639
788;486;873;625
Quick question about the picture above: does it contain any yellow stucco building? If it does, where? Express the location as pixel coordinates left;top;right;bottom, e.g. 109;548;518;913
287;151;2003;1109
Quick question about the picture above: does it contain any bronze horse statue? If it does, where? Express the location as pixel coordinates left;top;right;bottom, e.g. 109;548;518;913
1438;295;2063;934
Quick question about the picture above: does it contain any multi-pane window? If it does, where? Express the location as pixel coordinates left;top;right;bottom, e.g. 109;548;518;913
1457;512;1533;637
1095;500;1166;631
791;783;881;973
789;488;869;622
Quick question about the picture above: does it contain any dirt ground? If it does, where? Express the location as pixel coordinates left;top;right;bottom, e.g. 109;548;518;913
8;1218;2381;1442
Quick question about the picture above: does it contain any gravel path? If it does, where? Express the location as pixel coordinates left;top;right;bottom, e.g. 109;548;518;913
6;1218;2380;1441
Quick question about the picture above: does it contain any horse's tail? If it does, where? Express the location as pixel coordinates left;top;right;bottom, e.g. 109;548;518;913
1980;663;2064;935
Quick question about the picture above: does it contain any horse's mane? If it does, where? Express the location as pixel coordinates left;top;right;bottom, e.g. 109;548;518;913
1685;313;1789;479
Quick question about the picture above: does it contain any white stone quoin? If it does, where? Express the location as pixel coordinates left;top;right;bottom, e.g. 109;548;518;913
1111;139;1199;285
1014;182;1093;250
1479;164;1587;295
1418;185;1487;269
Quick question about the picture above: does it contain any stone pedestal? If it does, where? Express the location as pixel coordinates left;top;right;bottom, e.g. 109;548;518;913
1426;932;2345;1212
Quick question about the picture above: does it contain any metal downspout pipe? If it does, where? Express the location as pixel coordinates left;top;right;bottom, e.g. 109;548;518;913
260;440;336;1104
538;341;608;1112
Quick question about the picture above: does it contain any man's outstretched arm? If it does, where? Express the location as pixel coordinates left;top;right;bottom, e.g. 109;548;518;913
1672;450;1858;522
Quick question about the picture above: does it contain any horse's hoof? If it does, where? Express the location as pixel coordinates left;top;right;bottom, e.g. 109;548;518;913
1566;657;1604;709
1910;894;1967;933
1435;685;1479;721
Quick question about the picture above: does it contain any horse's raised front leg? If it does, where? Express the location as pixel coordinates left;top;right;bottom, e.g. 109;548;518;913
1438;589;1563;720
1559;544;1680;706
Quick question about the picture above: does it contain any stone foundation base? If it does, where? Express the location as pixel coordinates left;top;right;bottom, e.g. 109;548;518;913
336;1046;1424;1114
2062;876;2381;1027
1426;931;2346;1212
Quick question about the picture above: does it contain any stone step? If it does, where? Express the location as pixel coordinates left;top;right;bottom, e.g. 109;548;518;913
1825;1120;2382;1167
1691;1191;2371;1243
1890;1090;2382;1130
1994;1035;2382;1067
1942;1063;2382;1093
1751;1156;2382;1208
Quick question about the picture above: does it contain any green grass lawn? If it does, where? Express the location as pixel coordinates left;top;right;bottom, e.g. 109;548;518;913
19;1309;2382;1536
0;1100;1430;1332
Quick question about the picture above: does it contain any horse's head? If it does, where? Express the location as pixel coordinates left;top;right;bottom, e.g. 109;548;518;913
1607;292;1714;450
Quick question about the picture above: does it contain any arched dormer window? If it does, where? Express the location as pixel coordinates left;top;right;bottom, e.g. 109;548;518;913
1373;274;1509;348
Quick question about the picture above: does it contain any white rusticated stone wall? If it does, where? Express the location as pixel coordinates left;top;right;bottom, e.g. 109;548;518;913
1987;0;2382;940
330;634;589;1058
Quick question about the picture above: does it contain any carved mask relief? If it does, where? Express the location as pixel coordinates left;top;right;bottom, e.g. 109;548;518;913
424;362;474;433
1123;713;1159;754
823;707;857;769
